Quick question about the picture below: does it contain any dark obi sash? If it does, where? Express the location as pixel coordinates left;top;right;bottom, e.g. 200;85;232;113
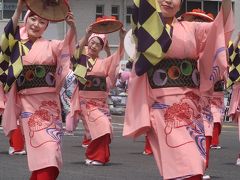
147;58;199;89
16;65;56;91
78;75;107;91
214;80;225;92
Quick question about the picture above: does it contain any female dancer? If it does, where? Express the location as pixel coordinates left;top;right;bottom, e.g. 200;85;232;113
1;0;76;179
227;32;240;166
70;25;125;165
123;0;233;179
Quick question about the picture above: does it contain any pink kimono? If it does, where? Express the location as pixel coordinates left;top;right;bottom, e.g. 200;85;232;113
123;8;233;179
210;92;225;146
0;83;5;114
210;92;225;124
203;92;224;137
2;20;75;172
70;46;124;162
228;82;240;141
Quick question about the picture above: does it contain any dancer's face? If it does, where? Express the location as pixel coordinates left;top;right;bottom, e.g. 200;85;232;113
26;15;48;40
158;0;182;18
87;37;103;58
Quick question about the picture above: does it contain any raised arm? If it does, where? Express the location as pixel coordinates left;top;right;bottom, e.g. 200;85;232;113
77;25;93;54
233;32;240;50
103;41;111;57
12;0;24;33
106;28;126;86
222;0;232;25
65;11;77;46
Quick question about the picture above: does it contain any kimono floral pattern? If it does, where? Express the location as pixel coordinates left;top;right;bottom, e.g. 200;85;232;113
21;101;63;148
155;92;207;157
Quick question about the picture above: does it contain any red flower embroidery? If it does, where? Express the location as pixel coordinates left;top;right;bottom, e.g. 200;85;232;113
164;102;193;127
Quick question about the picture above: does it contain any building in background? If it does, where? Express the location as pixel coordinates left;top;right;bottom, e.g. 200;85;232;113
0;0;239;65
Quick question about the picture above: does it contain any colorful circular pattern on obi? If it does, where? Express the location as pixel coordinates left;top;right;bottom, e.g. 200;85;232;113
100;82;106;90
35;66;46;78
17;74;25;87
168;66;180;80
180;61;193;76
192;69;200;86
85;80;92;87
92;77;101;87
45;72;56;86
25;70;35;81
153;69;168;86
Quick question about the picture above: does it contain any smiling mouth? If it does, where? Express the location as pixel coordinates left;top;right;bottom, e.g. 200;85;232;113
31;29;40;33
161;5;173;9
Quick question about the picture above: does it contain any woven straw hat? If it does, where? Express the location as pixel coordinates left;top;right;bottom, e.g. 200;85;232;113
25;0;70;22
181;9;214;22
91;16;123;34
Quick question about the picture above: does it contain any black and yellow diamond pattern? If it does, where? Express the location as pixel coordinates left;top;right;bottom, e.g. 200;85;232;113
132;0;173;76
227;41;240;88
0;20;32;92
71;47;96;85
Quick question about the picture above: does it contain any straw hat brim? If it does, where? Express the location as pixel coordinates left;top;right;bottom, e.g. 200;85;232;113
91;19;123;34
25;0;70;22
182;12;214;22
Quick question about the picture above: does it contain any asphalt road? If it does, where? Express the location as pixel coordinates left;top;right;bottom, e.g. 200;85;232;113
0;116;239;180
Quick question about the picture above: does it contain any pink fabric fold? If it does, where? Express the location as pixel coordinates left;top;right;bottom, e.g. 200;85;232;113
199;7;234;93
123;67;152;138
2;84;21;136
0;83;6;114
228;83;240;121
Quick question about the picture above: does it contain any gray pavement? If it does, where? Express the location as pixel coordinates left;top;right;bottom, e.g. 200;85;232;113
0;116;240;180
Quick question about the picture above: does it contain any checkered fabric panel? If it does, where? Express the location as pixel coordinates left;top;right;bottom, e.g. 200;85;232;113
72;47;96;85
0;20;31;92
227;41;240;88
132;0;173;76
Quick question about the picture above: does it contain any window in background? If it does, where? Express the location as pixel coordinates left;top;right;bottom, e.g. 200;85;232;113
204;1;218;17
0;0;2;19
96;4;104;19
126;6;132;24
177;0;229;19
187;1;201;12
1;0;26;20
218;1;235;12
111;5;119;20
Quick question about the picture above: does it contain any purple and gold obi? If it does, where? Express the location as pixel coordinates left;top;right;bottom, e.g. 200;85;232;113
78;75;107;91
147;58;199;89
17;65;56;91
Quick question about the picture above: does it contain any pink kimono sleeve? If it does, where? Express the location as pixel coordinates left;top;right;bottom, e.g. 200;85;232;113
2;84;21;136
0;83;5;114
123;67;152;138
198;7;234;93
51;29;76;92
104;46;124;88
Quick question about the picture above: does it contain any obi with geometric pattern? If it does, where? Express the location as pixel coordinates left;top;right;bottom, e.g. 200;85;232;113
214;80;225;92
147;58;199;89
16;65;56;91
78;75;107;91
